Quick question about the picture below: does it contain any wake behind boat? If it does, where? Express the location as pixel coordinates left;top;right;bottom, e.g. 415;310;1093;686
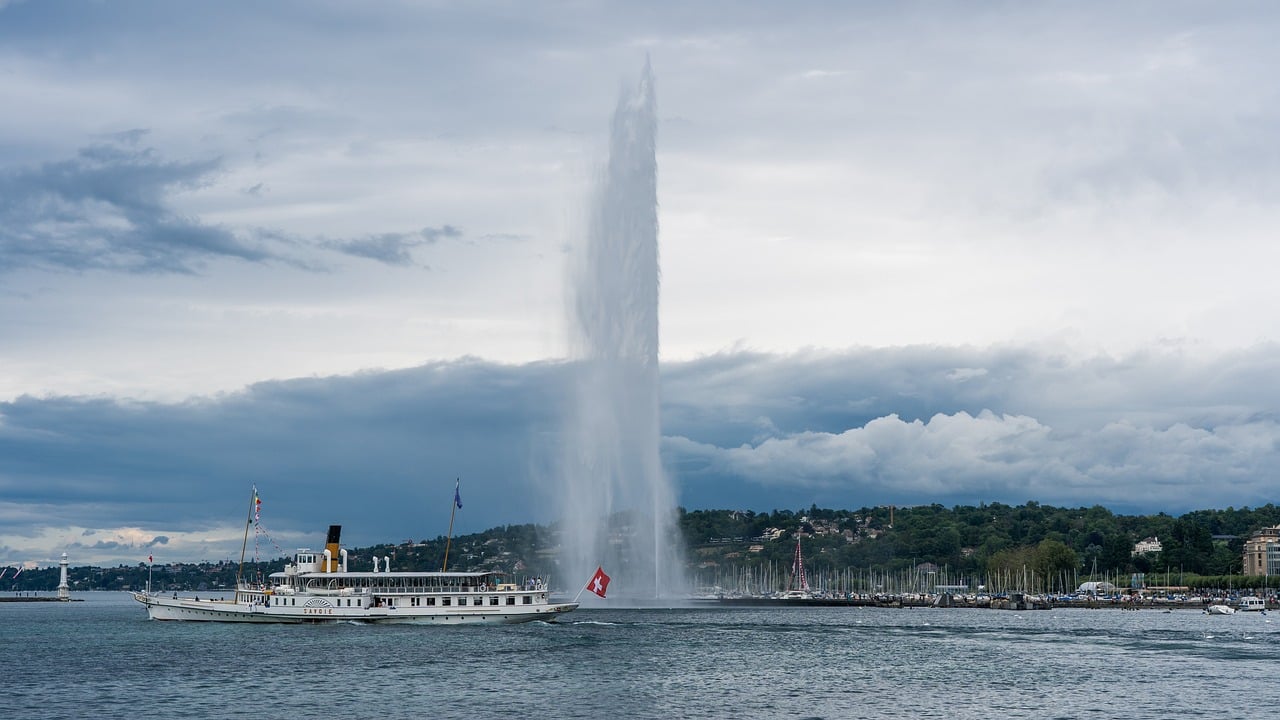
133;523;578;624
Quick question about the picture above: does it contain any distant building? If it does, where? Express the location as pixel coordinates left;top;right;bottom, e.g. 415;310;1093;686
1243;526;1280;576
1131;537;1162;556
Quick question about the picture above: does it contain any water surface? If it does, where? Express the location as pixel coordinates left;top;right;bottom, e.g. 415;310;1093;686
5;593;1276;719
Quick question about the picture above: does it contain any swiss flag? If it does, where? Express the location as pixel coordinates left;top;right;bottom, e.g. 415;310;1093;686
586;566;611;598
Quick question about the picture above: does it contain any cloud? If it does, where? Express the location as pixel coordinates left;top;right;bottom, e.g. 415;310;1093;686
323;225;462;266
0;137;473;274
0;137;279;274
3;345;1280;564
672;411;1280;512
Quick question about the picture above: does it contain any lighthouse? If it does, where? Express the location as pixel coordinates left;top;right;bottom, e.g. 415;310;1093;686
57;552;70;601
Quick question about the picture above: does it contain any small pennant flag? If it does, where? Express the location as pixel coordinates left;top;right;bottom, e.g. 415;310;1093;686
254;487;262;522
586;566;611;599
453;478;462;509
148;555;153;564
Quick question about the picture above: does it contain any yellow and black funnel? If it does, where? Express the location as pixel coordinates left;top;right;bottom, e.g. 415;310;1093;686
325;525;342;573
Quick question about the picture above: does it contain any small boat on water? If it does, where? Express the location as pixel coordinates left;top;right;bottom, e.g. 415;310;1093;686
133;523;578;624
1206;603;1236;615
1238;596;1267;612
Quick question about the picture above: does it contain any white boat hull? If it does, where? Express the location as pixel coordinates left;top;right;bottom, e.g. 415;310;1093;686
133;592;577;625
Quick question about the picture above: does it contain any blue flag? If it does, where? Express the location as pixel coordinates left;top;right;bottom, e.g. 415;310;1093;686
454;479;462;509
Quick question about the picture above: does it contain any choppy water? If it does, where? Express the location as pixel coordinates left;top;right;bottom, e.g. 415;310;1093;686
5;593;1278;719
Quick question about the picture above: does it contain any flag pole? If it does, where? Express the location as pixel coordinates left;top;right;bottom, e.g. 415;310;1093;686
235;485;255;590
147;557;153;596
442;478;460;572
574;567;610;603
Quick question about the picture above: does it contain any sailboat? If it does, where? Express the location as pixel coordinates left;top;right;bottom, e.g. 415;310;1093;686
779;533;814;599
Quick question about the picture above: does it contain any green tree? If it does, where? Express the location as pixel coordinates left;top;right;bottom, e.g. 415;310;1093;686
1033;539;1079;592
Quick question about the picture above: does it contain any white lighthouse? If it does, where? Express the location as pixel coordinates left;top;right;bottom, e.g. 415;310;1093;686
57;552;70;601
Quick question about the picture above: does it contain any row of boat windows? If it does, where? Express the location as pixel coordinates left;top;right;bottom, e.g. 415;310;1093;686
295;579;508;592
269;596;536;607
299;586;511;594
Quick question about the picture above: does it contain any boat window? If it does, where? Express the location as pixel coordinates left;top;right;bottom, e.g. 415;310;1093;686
522;596;532;605
506;597;515;606
426;597;435;606
442;597;451;606
489;597;499;606
458;597;467;606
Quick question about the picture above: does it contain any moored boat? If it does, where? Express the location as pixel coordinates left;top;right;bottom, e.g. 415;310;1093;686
1238;596;1266;612
776;533;815;600
133;524;577;624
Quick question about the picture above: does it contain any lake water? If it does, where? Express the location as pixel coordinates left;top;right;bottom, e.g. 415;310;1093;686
4;592;1277;719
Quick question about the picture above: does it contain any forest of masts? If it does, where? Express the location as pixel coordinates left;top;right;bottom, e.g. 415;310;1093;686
693;563;1138;597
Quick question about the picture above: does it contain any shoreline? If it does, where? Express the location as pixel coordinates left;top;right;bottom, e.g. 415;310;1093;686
691;596;1267;611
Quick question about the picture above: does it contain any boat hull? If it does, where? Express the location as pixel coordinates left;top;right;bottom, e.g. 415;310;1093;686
132;592;577;624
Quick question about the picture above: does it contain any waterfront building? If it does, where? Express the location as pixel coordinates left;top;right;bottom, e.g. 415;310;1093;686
1242;525;1280;576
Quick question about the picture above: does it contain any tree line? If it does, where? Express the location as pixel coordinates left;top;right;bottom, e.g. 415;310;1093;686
7;502;1279;593
679;501;1280;591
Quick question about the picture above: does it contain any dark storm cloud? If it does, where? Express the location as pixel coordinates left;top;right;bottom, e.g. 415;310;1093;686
0;136;277;274
3;346;1279;564
0;359;572;550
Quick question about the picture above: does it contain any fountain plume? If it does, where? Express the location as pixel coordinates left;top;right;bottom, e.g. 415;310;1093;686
560;60;687;602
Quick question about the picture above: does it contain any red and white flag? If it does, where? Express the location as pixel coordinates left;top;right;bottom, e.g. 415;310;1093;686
148;555;153;564
586;566;611;599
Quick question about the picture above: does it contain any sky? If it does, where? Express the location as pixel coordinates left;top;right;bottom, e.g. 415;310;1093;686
3;1;1279;567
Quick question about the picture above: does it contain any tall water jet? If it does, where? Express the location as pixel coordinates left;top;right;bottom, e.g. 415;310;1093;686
561;60;687;601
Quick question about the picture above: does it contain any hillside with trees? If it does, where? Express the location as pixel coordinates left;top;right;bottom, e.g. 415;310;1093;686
6;503;1279;594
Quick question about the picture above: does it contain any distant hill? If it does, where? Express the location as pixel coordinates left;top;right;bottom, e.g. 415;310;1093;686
7;502;1279;593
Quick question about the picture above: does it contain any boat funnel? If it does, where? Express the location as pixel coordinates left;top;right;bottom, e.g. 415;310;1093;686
326;525;342;573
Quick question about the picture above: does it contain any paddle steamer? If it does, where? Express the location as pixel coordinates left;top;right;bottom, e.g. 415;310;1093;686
133;525;577;624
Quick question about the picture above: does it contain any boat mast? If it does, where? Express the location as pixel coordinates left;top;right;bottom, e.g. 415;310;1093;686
789;533;809;592
235;485;255;589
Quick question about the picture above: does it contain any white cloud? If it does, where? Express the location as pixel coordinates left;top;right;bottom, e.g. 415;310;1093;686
679;410;1278;511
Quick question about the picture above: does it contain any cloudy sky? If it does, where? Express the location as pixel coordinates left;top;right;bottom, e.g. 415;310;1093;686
3;1;1279;567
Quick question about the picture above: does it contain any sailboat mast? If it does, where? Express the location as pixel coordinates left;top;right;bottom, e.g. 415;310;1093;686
789;533;809;592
